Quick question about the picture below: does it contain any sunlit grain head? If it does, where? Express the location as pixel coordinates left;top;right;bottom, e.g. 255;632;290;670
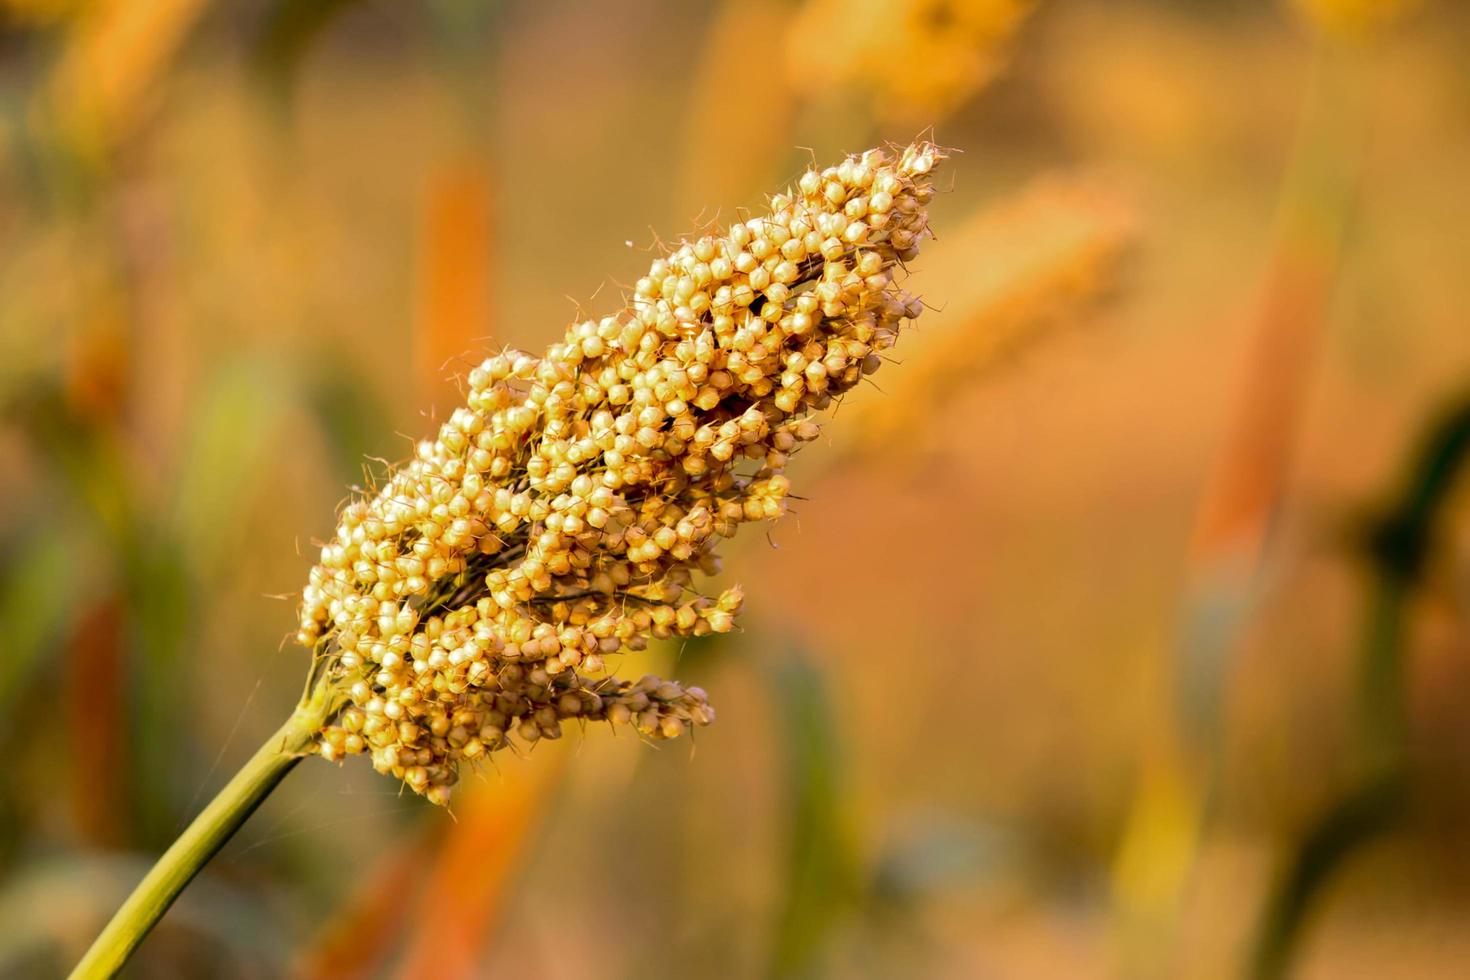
303;142;947;803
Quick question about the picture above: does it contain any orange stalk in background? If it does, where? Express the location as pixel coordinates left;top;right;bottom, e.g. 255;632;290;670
394;746;570;980
414;159;495;411
1109;35;1364;973
55;210;135;851
292;829;432;979
62;296;131;429
1189;249;1332;569
65;596;128;847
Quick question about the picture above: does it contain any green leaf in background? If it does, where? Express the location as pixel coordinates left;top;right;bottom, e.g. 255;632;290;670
303;362;396;488
768;648;862;980
0;530;77;731
170;361;296;577
251;0;372;111
12;381;208;845
1251;391;1470;980
121;540;196;847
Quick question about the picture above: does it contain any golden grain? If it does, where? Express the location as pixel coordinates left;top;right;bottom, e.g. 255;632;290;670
302;142;945;802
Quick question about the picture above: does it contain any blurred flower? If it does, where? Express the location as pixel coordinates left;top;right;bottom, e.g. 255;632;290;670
785;0;1033;122
38;0;208;163
305;143;947;803
838;172;1132;453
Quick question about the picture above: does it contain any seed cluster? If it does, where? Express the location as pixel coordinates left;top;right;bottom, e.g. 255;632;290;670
300;142;944;804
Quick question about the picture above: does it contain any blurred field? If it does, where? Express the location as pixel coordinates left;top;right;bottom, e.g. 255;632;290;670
3;0;1470;977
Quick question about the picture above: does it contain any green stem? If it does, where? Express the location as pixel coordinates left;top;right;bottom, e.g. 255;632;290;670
69;685;338;979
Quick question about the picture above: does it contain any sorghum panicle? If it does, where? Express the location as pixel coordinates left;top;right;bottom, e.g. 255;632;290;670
300;142;945;804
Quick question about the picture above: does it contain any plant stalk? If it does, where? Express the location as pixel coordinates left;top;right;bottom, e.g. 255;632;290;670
69;683;337;979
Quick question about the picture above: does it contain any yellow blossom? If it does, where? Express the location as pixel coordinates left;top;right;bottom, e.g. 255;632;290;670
785;0;1033;121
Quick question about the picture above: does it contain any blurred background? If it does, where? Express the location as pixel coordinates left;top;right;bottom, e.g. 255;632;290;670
2;0;1469;976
